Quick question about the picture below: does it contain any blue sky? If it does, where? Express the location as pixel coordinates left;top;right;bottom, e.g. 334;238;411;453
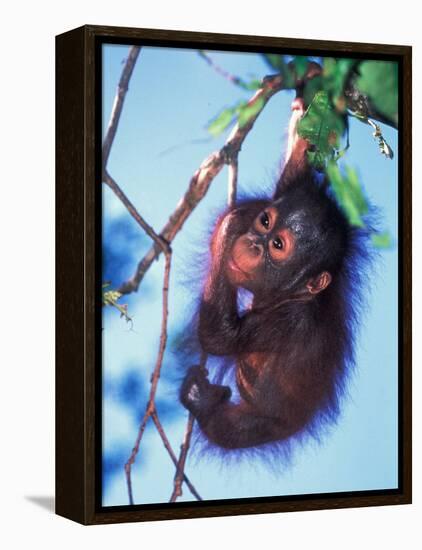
102;44;398;506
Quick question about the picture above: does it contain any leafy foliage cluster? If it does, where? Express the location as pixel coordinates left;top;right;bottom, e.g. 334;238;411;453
207;54;398;249
102;282;132;323
103;52;398;316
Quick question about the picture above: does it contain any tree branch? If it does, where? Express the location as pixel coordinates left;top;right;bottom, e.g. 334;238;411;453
124;250;172;505
198;51;254;90
103;170;170;253
170;351;208;503
151;411;202;501
102;46;141;167
345;82;398;129
227;158;238;208
118;150;224;294
102;47;201;505
169;413;195;502
118;74;284;295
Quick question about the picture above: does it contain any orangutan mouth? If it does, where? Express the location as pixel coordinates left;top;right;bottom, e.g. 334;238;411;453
227;257;251;279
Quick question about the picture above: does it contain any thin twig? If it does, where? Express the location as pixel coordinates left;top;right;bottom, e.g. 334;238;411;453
118;150;225;294
151;411;202;501
124;412;149;505
103;171;169;252
102;46;141;167
225;74;283;149
169;351;209;502
227;159;238;208
107;60;289;505
124;249;172;505
119;74;285;295
198;51;253;90
169;109;241;504
169;413;196;502
102;46;200;505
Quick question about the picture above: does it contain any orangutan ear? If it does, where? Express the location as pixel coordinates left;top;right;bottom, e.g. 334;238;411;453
306;271;332;295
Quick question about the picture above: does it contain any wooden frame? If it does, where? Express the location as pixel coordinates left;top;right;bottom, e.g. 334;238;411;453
56;24;412;525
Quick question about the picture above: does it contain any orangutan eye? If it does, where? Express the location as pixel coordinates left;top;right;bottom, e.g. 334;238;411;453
260;212;270;229
272;238;284;250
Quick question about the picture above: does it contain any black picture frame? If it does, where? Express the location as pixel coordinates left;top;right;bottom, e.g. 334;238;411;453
56;24;412;525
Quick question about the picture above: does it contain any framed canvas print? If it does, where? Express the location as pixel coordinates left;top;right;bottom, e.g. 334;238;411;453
56;25;412;525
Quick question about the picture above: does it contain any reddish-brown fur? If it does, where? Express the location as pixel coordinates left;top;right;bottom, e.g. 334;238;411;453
180;101;370;451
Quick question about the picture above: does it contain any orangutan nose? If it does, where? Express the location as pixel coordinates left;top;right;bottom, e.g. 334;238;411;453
245;236;263;257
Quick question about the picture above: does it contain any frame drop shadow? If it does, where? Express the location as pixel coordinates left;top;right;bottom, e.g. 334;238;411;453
25;496;55;513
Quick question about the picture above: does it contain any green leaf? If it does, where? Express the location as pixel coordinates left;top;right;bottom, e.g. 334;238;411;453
262;54;295;88
243;79;263;91
207;94;267;136
323;58;355;103
293;56;309;79
303;59;355;113
327;163;394;249
207;101;246;136
297;91;345;168
102;284;132;323
326;161;368;227
207;107;235;136
344;165;368;216
303;75;323;108
262;53;287;72
355;61;398;125
103;289;123;306
238;96;265;128
371;231;393;249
